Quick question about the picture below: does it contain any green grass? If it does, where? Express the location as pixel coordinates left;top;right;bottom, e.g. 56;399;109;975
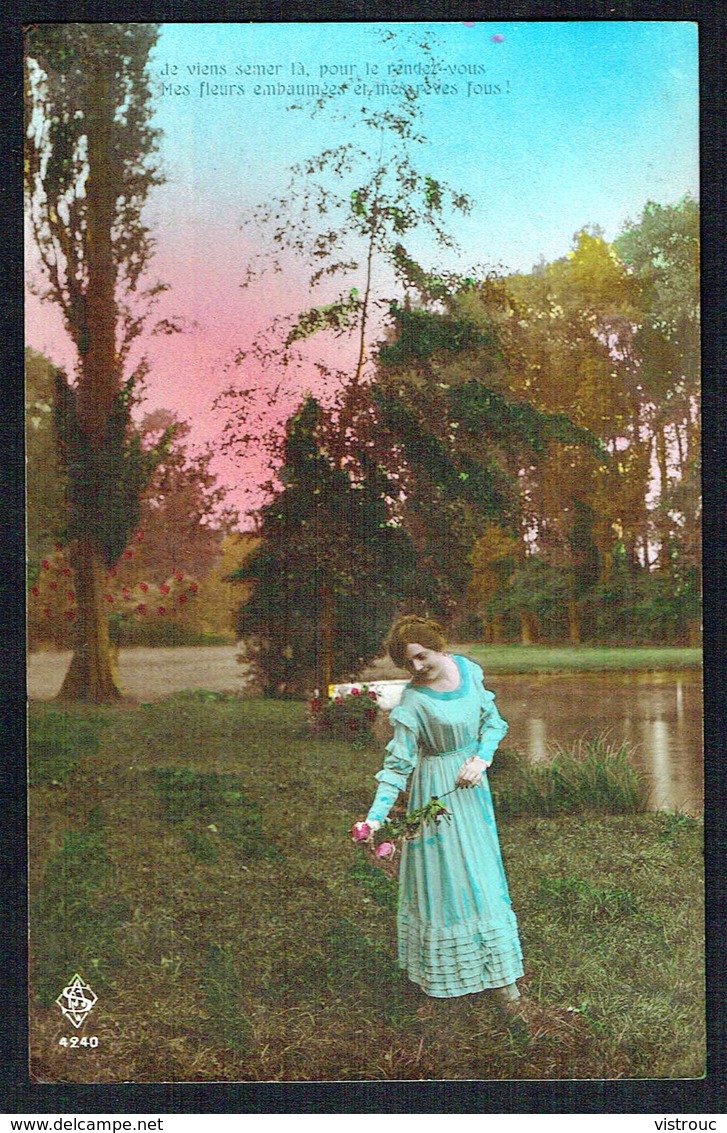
28;708;109;786
499;813;705;1079
458;644;701;673
28;696;704;1082
30;806;129;1009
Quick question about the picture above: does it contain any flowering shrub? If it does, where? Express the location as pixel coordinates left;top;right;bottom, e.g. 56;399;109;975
308;686;379;745
28;543;199;649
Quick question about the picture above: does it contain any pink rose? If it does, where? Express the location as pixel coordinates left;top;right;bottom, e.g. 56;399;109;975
376;842;396;860
350;687;361;696
367;691;378;701
351;821;371;842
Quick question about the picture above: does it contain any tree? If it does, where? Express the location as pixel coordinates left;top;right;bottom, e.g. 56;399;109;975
373;282;603;628
615;198;700;584
123;410;236;581
219;29;482;682
504;231;647;640
25;24;165;700
28;406;240;650
108;411;240;644
25;348;67;575
220;27;474;487
232;397;416;696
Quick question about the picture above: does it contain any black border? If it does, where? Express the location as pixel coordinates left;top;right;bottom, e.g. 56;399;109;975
4;0;725;1115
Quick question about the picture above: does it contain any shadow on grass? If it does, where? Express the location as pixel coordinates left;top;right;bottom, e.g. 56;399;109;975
151;768;283;864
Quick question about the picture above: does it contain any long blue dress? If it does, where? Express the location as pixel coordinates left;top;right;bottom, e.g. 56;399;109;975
366;654;524;998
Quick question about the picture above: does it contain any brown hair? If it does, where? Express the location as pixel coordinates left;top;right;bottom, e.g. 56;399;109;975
386;615;447;669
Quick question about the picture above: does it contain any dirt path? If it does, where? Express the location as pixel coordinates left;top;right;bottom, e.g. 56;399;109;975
27;645;248;702
27;645;408;702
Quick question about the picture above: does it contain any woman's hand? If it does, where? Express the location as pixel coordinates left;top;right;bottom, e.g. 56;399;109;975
455;755;489;788
351;819;381;843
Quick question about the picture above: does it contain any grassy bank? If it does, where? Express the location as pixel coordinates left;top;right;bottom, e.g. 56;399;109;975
457;645;702;674
28;695;704;1082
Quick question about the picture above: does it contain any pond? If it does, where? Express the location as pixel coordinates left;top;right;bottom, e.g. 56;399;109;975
486;670;703;815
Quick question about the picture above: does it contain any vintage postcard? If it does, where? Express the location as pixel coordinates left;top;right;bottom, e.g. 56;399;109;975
24;20;703;1085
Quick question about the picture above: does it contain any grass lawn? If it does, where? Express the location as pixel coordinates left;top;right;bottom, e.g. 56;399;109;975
28;694;704;1082
456;645;702;674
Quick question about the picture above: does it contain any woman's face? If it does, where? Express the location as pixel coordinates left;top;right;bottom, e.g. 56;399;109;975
404;642;447;685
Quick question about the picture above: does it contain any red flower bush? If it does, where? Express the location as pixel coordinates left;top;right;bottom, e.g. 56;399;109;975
308;686;379;746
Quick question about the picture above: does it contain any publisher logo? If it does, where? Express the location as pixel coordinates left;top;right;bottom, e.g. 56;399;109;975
55;974;97;1028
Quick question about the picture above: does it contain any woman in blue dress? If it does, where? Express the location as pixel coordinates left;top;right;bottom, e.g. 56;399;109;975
362;615;524;1005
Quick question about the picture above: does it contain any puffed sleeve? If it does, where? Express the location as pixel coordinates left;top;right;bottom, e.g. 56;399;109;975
474;664;508;764
365;704;419;825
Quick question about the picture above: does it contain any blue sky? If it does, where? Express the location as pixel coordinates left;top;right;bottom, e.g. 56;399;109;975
148;21;698;272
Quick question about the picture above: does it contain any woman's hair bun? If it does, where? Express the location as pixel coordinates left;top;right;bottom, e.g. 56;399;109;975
386;615;447;668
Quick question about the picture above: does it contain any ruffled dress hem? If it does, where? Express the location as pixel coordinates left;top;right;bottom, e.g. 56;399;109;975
398;909;524;998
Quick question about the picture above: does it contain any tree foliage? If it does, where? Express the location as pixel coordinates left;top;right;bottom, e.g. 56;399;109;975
53;372;170;569
373;284;603;619
26;348;68;574
221;28;475;479
25;23;164;429
232;397;416;695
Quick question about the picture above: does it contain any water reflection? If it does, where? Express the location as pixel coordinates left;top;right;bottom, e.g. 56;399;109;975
489;670;703;815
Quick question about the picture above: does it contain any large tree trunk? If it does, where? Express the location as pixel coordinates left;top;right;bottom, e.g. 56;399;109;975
61;58;123;701
59;538;121;701
76;60;120;444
